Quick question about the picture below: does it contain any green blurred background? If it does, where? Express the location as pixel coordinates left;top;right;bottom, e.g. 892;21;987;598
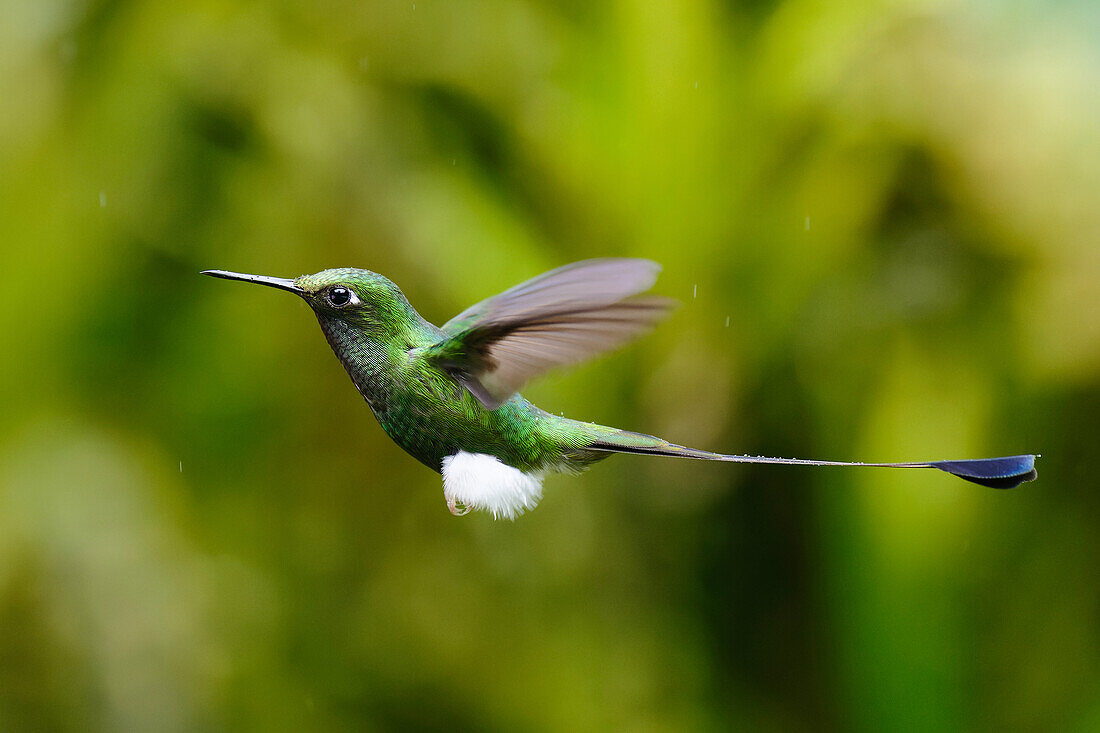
2;0;1098;730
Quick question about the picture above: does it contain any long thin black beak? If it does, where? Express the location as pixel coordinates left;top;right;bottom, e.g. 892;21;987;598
201;270;305;296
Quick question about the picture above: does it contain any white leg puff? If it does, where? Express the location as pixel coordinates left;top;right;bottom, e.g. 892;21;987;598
442;451;544;520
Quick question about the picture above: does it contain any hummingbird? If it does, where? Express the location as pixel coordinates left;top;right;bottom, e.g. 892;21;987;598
202;259;1037;519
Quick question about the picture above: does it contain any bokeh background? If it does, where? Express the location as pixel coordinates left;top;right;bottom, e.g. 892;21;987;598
2;0;1098;730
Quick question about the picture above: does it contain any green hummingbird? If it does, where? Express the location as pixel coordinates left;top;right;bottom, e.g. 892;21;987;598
202;259;1037;519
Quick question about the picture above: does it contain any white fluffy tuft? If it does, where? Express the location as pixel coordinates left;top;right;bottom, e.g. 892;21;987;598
442;451;544;520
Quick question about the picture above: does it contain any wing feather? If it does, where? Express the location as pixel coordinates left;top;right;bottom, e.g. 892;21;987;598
428;259;674;409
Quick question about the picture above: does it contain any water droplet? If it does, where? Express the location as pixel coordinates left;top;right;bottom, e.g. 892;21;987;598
804;216;810;231
692;284;697;298
725;316;730;327
99;191;106;208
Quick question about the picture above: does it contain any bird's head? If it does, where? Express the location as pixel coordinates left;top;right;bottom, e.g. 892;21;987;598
202;267;422;341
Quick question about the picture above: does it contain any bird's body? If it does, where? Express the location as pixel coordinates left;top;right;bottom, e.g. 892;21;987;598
298;269;616;476
204;259;1037;518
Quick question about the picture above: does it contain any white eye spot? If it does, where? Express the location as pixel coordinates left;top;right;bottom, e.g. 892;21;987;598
327;286;359;308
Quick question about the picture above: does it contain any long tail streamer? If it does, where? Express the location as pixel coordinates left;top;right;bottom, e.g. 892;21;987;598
587;432;1037;489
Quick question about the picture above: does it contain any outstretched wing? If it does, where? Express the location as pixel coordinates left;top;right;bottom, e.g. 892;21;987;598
425;258;674;409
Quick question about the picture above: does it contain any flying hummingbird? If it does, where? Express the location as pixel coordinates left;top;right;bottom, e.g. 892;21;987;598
202;259;1037;519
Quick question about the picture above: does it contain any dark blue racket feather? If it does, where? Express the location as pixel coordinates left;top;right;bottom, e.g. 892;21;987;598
929;455;1038;489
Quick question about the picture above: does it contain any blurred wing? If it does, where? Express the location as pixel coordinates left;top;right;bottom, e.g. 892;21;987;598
427;259;674;409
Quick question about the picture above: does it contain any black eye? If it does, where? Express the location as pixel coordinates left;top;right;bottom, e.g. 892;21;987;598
327;286;352;307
